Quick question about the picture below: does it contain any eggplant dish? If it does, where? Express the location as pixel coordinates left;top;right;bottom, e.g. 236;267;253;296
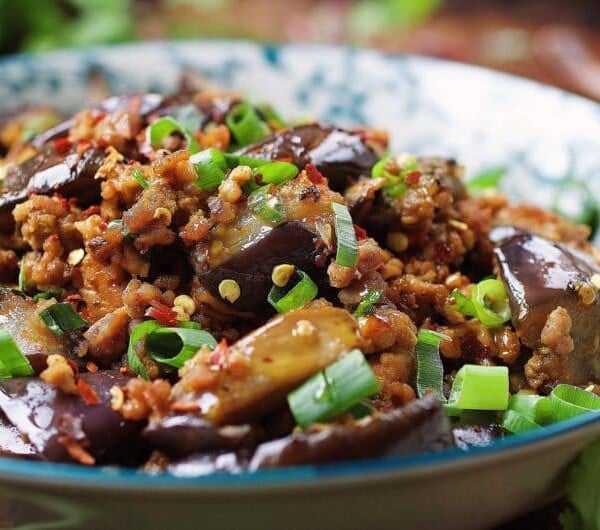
0;78;599;475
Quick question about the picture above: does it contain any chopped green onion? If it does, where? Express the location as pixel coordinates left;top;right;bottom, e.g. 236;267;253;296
147;116;200;153
33;290;62;303
179;321;202;330
223;153;269;169
372;154;418;200
256;102;286;128
466;167;507;195
507;393;554;425
268;269;318;314
501;409;541;434
18;258;26;292
39;303;88;336
287;349;380;428
415;329;450;402
371;156;389;179
450;278;511;328
254;161;298;185
349;401;374;419
472;279;512;327
132;169;149;190
127;320;163;379
190;148;228;191
331;202;358;268
248;187;285;225
443;403;462;417
226;102;268;146
146;327;217;368
0;331;34;378
448;364;509;411
550;384;600;422
353;289;383;317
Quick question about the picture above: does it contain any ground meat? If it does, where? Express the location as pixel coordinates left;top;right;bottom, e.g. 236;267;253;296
122;279;162;318
13;194;82;251
25;235;68;291
120;378;172;421
358;307;417;355
370;352;416;410
540;306;574;356
84;307;130;363
39;354;77;394
386;274;449;325
78;255;127;322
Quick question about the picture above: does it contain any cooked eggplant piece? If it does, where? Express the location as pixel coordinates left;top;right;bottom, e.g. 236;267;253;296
249;395;452;469
0;371;146;465
239;124;379;190
0;144;105;233
143;415;256;458
0;288;66;374
174;306;358;425
195;221;330;313
0;416;38;459
494;230;600;389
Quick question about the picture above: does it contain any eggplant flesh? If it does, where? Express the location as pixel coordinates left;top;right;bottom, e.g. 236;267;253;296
240;124;378;191
249;395;452;469
0;371;145;465
196;220;329;313
494;229;600;386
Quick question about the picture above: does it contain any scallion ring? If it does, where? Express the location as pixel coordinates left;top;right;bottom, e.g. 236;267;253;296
268;269;318;314
331;202;358;268
190;148;228;191
415;329;450;402
225;102;268;146
0;331;34;378
145;327;217;368
39;303;88;336
353;289;383;317
448;364;509;411
147;116;200;153
127;320;163;379
550;384;600;421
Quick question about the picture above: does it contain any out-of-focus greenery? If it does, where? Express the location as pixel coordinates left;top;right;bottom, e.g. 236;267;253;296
0;0;134;54
0;0;441;55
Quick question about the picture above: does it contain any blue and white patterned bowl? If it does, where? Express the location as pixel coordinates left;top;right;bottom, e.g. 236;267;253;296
1;41;600;530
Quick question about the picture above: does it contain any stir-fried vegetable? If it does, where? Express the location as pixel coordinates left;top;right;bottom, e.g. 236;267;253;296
39;303;89;336
331;202;358;267
268;269;319;313
415;329;449;402
190;147;228;191
0;331;34;378
146;327;217;369
450;278;511;327
226;102;269;146
448;365;509;411
147;115;200;153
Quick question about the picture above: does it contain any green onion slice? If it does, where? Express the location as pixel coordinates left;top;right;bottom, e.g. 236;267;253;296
550;384;600;421
501;409;541;434
147;116;200;153
256;103;286;128
132;169;149;190
0;331;34;378
223;153;269;169
146;327;217;368
287;349;380;428
127;320;163;379
253;161;298;186
225;102;268;146
190;148;228;191
507;393;554;425
33;290;62;303
353;289;383;317
39;303;89;336
448;364;509;411
268;269;318;314
248;187;285;225
450;278;511;328
18;258;26;292
466;167;507;195
331;202;358;268
415;329;450;402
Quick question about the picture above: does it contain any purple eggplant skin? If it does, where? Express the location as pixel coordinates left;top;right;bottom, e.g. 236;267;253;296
143;415;257;458
248;395;452;470
0;371;147;465
493;229;600;386
195;221;331;313
31;93;166;150
0;145;105;233
239;124;379;191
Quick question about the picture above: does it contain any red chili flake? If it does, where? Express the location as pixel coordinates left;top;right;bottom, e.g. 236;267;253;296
146;301;179;327
66;359;80;376
76;140;92;157
46;233;60;243
82;205;101;218
208;339;229;370
354;224;368;241
92;111;106;125
68;197;79;208
171;401;201;413
52;137;72;155
80;308;91;321
406;170;422;186
305;163;326;184
77;378;100;405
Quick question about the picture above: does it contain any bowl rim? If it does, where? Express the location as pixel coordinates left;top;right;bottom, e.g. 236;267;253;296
1;39;600;490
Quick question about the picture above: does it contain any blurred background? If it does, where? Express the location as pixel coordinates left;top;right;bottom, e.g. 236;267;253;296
2;0;600;100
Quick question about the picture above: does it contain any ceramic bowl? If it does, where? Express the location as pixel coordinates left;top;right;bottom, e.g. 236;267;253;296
1;40;600;530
